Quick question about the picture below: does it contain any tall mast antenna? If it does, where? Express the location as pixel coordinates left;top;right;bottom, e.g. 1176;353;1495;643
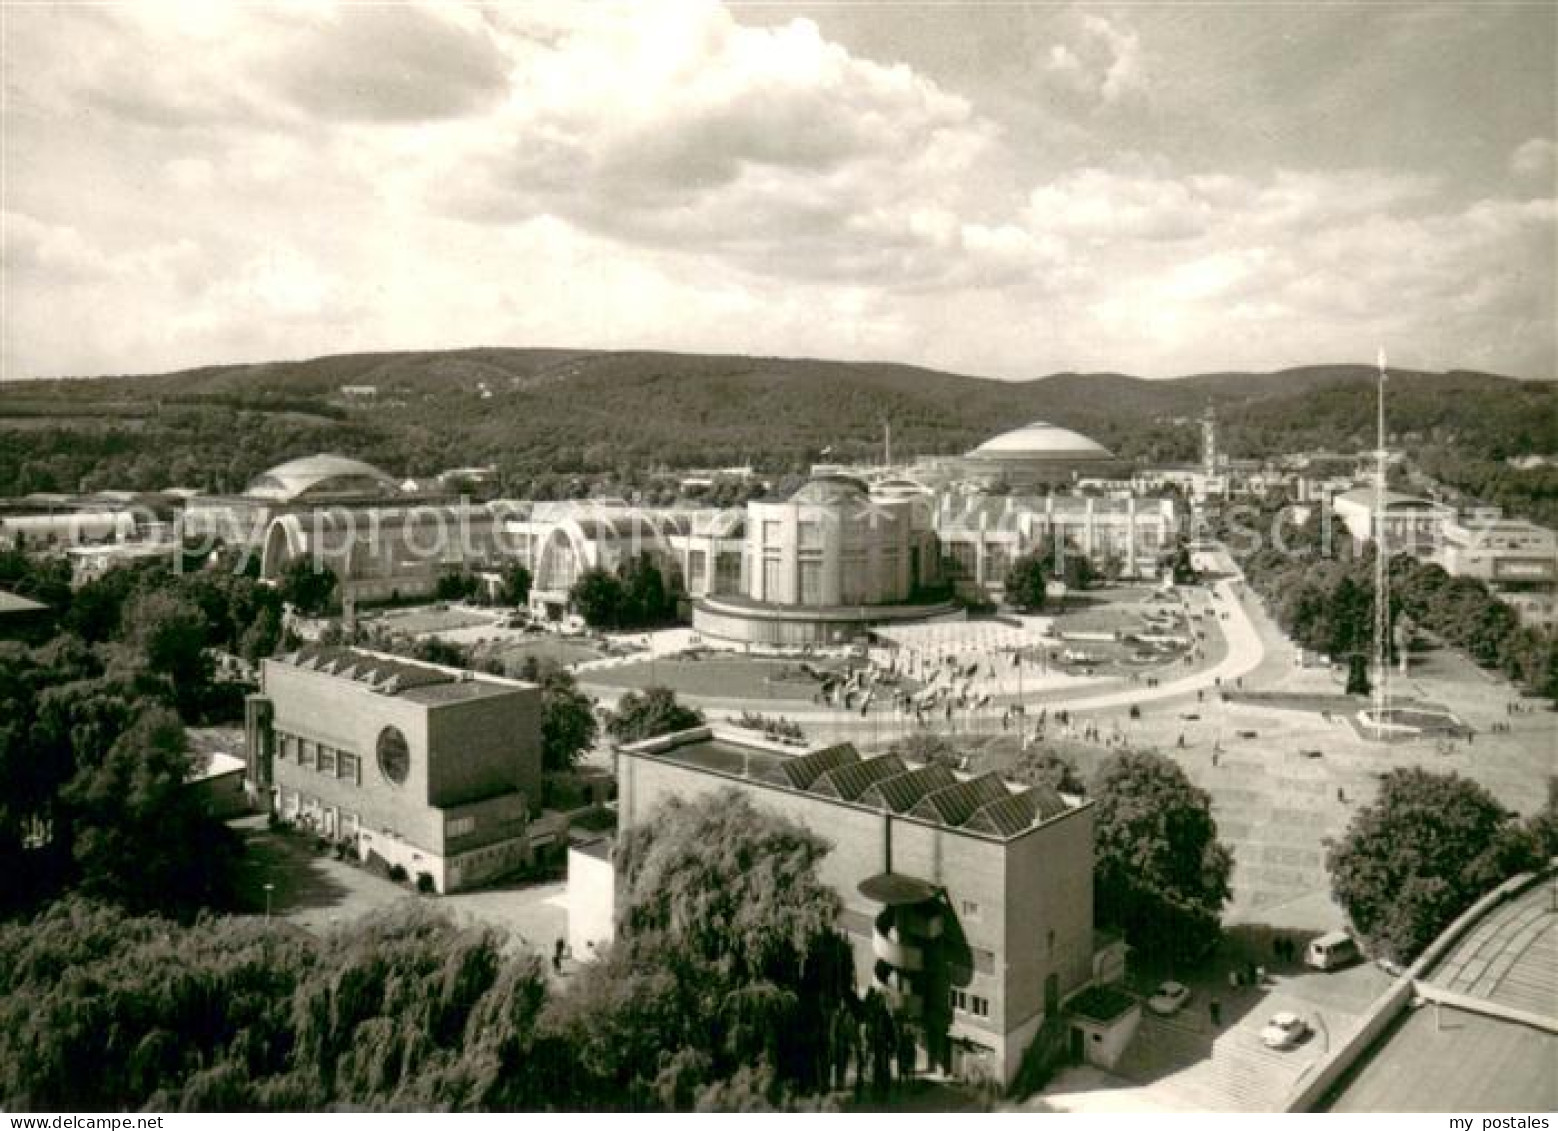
1373;348;1391;737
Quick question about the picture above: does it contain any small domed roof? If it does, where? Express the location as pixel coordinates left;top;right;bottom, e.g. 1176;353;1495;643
246;454;400;502
790;474;870;505
969;422;1113;461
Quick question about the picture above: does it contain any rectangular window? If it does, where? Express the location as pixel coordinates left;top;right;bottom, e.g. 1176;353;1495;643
949;989;990;1018
762;556;786;601
960;899;981;920
339;751;360;785
798;559;823;604
299;740;315;769
798;520;823;550
317;746;336;775
448;816;476;838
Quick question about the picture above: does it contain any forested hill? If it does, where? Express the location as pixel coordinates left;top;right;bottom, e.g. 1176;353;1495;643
0;349;1551;509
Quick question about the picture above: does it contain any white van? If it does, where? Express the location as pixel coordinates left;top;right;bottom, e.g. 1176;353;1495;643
1305;930;1360;971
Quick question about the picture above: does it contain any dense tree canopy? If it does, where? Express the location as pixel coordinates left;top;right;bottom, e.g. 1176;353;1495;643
1003;551;1047;612
0;791;892;1112
1224;502;1556;700
278;558;339;617
499;563;532;608
605;687;705;745
516;657;599;773
1327;768;1538;963
1090;749;1233;964
570;555;678;630
1008;747;1087;795
0;637;239;918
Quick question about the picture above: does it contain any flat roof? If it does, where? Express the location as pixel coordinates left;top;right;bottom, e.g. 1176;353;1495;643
0;589;48;615
657;737;788;780
571;837;612;862
1324;1004;1557;1112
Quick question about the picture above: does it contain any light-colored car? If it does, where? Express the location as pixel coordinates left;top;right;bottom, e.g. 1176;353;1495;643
1260;1011;1309;1049
1147;981;1192;1016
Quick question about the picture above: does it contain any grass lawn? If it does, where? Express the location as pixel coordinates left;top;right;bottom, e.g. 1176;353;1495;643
585;657;825;700
370;605;493;635
488;637;607;671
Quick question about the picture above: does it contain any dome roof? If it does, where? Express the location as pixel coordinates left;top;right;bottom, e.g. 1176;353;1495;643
246;454;400;502
790;474;870;506
969;421;1114;461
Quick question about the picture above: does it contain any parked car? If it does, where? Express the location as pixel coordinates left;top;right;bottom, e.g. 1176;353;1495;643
1305;930;1361;971
1147;980;1192;1016
1260;1011;1309;1049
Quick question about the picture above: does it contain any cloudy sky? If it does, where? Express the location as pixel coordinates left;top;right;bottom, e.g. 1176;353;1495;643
2;1;1554;381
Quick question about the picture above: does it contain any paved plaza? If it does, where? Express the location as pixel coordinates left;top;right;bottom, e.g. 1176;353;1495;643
232;816;569;964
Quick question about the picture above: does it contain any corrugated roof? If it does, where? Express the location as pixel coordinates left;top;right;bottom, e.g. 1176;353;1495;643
284;645;454;695
811;753;907;801
859;764;958;814
764;741;860;790
963;791;1039;837
909;772;1011;827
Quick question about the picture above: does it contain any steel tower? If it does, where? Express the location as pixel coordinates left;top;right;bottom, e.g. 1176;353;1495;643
1372;348;1391;737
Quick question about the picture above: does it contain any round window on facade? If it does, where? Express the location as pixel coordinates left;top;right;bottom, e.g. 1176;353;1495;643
377;726;410;785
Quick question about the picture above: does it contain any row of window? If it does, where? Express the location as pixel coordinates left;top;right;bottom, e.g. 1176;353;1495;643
949;989;990;1018
278;789;360;837
276;731;363;786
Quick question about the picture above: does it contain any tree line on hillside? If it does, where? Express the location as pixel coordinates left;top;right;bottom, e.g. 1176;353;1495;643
4;359;1547;522
1414;446;1558;529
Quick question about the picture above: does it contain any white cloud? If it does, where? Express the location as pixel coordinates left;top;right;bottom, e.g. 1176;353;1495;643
0;2;1553;382
1043;14;1148;107
1511;137;1556;180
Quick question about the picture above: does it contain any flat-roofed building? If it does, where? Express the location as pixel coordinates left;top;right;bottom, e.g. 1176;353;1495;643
1437;514;1556;584
1331;487;1449;557
244;645;547;892
605;726;1122;1086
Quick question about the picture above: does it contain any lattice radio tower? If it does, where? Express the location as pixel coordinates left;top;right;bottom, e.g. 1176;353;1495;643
1371;348;1391;737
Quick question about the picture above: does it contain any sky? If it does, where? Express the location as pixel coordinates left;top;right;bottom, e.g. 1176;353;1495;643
1;1;1554;382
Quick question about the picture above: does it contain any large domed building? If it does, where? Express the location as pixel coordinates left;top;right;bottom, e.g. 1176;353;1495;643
962;421;1121;485
181;452;504;606
244;454;401;503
